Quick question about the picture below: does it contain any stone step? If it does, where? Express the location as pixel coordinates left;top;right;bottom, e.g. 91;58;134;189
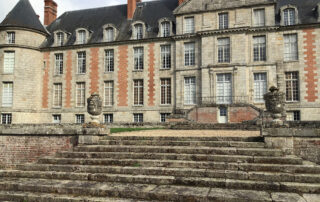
36;158;320;173
74;145;283;156
15;164;320;183
98;140;266;148
0;190;145;202
57;152;302;164
104;136;263;142
0;178;319;200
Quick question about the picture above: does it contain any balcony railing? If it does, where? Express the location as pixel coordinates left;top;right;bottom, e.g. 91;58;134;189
201;96;249;105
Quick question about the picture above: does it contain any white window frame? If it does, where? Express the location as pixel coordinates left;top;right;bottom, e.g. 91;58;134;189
53;83;62;108
104;81;114;107
134;24;143;40
253;73;267;103
184;77;196;105
76;82;85;107
3;51;15;74
133;80;144;106
2;82;13;107
55;53;63;75
283;8;296;26
77;52;86;74
56;32;64;46
284;34;298;61
253;36;266;62
161;45;171;69
218;37;230;63
161;21;171;37
106;27;114;42
77;30;87;44
184;42;195;66
76;114;85;124
184;17;195;34
160;78;171;105
133;113;143;123
134;47;144;70
7;32;15;44
53;114;61;124
285;72;299;102
219;13;229;29
216;73;232;104
105;49;114;72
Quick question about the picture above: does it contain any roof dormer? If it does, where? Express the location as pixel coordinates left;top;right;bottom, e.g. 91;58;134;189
280;5;299;26
131;21;145;40
103;24;118;42
75;28;90;44
158;18;172;38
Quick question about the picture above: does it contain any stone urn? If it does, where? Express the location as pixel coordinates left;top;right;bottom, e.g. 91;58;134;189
263;86;286;125
87;92;102;124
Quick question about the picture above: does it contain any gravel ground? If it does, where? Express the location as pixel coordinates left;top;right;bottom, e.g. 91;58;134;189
110;130;260;137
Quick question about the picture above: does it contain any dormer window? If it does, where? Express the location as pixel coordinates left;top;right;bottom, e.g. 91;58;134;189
56;32;64;46
134;24;143;40
7;32;15;44
161;21;170;37
283;8;296;26
78;30;87;44
106;27;114;42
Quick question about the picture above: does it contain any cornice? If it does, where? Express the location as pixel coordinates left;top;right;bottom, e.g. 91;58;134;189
0;44;40;51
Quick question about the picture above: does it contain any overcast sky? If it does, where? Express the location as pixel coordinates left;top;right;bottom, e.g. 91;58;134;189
0;0;152;23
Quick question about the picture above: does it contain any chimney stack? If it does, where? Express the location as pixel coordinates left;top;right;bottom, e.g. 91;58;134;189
44;0;57;26
178;0;185;5
127;0;141;20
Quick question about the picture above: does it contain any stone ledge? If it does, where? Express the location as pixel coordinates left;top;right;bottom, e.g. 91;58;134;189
262;128;320;137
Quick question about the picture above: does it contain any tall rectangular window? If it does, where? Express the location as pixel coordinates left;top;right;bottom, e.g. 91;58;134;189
285;72;299;102
254;9;265;27
184;17;194;34
161;45;171;69
253;36;266;61
53;83;62;108
184;42;195;66
7;32;15;44
133;113;143;123
104;81;114;106
254;73;267;103
76;82;85;107
216;74;232;104
161;78;171;105
133;80;144;105
105;49;114;72
76;114;85;124
78;30;86;44
134;24;143;39
218;38;230;63
184;77;196;105
284;34;298;61
4;51;15;74
1;114;12;124
77;52;86;74
2;82;13;107
104;114;113;123
106;28;114;42
284;8;295;26
134;47;144;70
55;53;63;75
219;13;229;29
161;22;170;37
57;32;64;46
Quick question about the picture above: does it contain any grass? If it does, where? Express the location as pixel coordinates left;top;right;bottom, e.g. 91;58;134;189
110;128;163;134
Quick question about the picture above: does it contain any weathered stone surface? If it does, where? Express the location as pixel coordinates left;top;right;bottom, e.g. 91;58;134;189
208;188;272;202
302;194;320;202
271;193;306;202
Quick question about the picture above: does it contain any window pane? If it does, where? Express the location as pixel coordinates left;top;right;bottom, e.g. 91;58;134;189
106;28;114;42
134;24;143;39
184;17;194;34
161;78;171;105
4;52;15;74
2;114;12;124
285;72;299;102
76;82;85;107
161;22;170;37
254;73;267;103
134;47;144;70
284;8;295;26
216;74;232;104
57;32;64;46
77;52;86;74
2;82;13;107
53;83;62;107
105;50;114;72
78;30;86;44
161;45;171;69
104;81;114;106
219;13;229;29
284;34;298;61
184;77;196;104
253;36;266;61
184;43;195;66
134;80;144;105
7;32;15;44
254;9;265;27
55;53;63;75
218;38;230;63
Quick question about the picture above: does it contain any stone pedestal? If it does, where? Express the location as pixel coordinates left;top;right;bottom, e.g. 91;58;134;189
90;115;100;124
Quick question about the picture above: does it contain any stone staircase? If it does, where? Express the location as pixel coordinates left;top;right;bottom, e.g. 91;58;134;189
0;136;319;201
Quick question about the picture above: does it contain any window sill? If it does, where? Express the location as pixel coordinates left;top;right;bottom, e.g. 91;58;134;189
133;70;144;72
283;60;299;63
104;71;114;74
103;105;114;108
160;68;171;71
133;105;144;107
160;104;172;107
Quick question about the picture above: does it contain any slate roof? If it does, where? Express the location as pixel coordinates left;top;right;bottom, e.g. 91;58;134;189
0;0;47;34
43;0;178;47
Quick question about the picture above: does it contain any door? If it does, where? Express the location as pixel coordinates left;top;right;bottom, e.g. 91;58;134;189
218;107;228;123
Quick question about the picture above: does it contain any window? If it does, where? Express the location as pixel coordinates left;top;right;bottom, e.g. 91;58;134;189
254;73;267;103
184;42;195;66
218;38;230;63
254;9;265;27
106;27;114;42
76;82;85;107
104;81;114;106
53;83;62;108
161;21;170;37
216;73;232;104
2;82;13;107
4;51;15;74
134;24;143;39
7;32;15;44
104;114;113;123
57;32;64;46
134;80;144;105
161;78;171;105
77;52;86;74
161;45;171;69
184;77;196;105
284;34;298;61
105;49;114;72
219;13;229;29
253;36;266;61
78;30;86;44
287;111;300;121
160;113;171;123
1;114;12;124
134;47;144;70
53;114;61;124
285;72;299;102
133;113;143;123
283;8;295;26
76;114;85;124
55;53;63;75
184;17;194;34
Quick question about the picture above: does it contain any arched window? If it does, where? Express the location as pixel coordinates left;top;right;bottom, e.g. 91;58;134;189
105;27;114;42
161;21;171;37
283;8;296;26
134;24;143;39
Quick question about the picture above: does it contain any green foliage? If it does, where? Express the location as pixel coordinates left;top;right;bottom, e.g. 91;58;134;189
110;128;162;134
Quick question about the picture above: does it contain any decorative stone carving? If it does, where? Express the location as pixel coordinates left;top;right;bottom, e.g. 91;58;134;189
263;86;286;125
87;93;102;124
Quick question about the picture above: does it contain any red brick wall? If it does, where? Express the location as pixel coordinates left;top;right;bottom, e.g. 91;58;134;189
0;136;75;168
90;48;100;94
65;51;72;108
303;29;318;102
229;107;259;123
188;108;218;123
42;52;50;108
148;43;155;106
117;45;129;106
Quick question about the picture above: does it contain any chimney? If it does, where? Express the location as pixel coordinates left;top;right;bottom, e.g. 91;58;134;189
127;0;141;20
178;0;185;5
44;0;57;26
